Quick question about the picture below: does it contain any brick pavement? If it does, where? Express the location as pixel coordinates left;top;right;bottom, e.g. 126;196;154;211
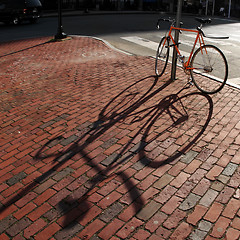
0;36;240;240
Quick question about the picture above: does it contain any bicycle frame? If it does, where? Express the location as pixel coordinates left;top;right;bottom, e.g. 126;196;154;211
164;26;206;69
155;18;228;94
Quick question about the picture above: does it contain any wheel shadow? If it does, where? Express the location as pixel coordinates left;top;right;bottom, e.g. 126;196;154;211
138;92;213;168
0;74;213;233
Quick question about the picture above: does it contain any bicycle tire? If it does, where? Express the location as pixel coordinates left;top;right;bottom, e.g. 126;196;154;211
190;45;228;94
155;37;169;77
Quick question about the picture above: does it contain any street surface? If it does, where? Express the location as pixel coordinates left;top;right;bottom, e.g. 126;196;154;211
0;13;240;86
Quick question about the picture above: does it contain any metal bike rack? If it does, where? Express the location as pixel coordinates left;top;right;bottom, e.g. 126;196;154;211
171;0;183;81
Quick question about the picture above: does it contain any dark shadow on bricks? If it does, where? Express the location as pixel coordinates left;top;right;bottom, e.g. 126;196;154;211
137;92;213;168
0;75;166;225
0;74;213;234
0;39;54;58
43;79;212;230
51;88;213;230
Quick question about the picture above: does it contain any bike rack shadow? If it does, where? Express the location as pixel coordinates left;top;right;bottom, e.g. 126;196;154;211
0;74;213;232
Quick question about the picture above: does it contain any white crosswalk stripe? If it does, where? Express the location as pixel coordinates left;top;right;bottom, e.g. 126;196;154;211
121;36;190;58
121;36;158;50
121;35;232;56
184;34;236;50
120;35;239;88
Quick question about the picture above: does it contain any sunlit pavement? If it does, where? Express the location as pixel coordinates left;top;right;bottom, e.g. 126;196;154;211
0;36;240;240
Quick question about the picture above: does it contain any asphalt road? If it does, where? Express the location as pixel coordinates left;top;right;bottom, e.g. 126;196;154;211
1;13;240;85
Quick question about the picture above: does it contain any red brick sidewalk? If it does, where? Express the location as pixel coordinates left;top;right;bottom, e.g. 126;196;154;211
0;36;240;240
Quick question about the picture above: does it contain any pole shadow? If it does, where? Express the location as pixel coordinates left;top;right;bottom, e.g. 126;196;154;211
0;39;53;58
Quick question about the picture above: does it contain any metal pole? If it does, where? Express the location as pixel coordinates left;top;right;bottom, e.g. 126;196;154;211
205;0;208;15
171;0;183;81
212;0;215;16
228;0;231;18
55;0;67;40
138;0;143;10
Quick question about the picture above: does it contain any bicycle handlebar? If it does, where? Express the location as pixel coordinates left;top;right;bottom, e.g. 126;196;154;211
156;18;183;30
156;17;214;29
158;18;175;23
156;17;229;41
156;18;174;29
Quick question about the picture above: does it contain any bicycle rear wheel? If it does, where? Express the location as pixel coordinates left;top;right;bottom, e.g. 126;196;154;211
155;37;169;77
190;45;228;94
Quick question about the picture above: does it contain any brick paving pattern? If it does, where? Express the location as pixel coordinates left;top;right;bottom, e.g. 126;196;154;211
0;36;240;239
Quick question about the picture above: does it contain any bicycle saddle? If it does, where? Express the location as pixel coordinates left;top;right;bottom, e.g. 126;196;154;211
195;17;212;24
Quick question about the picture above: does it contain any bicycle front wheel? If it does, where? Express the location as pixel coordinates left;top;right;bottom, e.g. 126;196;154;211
190;45;228;94
155;37;169;77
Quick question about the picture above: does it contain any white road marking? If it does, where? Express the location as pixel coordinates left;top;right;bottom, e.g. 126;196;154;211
184;33;237;49
121;36;158;50
121;36;190;58
120;35;240;89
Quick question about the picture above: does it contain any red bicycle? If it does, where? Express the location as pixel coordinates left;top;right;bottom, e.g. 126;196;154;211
155;17;228;94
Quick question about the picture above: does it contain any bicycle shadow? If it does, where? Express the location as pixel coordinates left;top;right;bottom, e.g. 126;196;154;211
48;76;212;229
0;74;213;233
57;81;213;230
32;75;170;228
0;75;165;218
